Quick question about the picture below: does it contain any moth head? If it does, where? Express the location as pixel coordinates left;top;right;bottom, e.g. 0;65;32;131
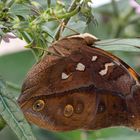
18;90;98;131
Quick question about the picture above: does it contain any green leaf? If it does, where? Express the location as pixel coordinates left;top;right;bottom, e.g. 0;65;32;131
9;4;31;18
41;25;54;39
0;77;36;140
54;1;66;15
88;127;140;140
136;0;140;4
95;38;140;52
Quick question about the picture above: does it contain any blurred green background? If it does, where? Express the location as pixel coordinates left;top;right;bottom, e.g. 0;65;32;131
1;0;140;140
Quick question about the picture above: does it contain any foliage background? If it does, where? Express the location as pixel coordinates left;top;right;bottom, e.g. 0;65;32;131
0;0;140;140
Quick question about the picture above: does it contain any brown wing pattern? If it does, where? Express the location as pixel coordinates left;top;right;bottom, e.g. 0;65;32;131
18;33;140;131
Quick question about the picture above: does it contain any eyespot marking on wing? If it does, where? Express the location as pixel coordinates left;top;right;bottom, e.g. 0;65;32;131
33;100;45;112
75;103;84;114
64;104;74;117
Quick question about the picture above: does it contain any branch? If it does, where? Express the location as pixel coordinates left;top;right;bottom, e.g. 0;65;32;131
54;0;81;40
111;0;119;18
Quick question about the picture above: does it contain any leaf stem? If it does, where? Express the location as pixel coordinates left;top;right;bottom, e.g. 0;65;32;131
54;0;81;40
49;6;80;21
47;0;51;8
114;8;134;37
32;46;62;57
111;0;119;18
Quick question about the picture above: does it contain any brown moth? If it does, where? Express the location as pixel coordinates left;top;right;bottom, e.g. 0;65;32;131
18;33;140;131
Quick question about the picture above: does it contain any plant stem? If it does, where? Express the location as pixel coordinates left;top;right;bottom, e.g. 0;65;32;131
47;0;51;8
114;8;134;37
54;0;81;40
48;6;80;21
32;46;62;57
111;0;119;18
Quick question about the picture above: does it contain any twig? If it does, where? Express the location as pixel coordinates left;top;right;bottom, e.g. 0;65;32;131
52;13;79;35
54;0;81;40
111;0;119;18
32;47;63;57
49;7;80;22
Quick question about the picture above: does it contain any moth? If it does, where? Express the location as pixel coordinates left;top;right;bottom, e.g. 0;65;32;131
18;33;140;131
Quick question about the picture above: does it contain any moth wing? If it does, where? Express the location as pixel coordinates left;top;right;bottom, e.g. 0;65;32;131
19;33;140;105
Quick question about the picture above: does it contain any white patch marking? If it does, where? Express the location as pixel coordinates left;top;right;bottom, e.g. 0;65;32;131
99;62;115;76
62;72;69;80
92;56;98;61
68;33;98;40
76;63;85;71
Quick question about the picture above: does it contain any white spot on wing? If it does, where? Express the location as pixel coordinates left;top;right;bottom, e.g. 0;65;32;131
92;56;98;61
99;62;115;76
62;72;69;80
76;63;85;71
